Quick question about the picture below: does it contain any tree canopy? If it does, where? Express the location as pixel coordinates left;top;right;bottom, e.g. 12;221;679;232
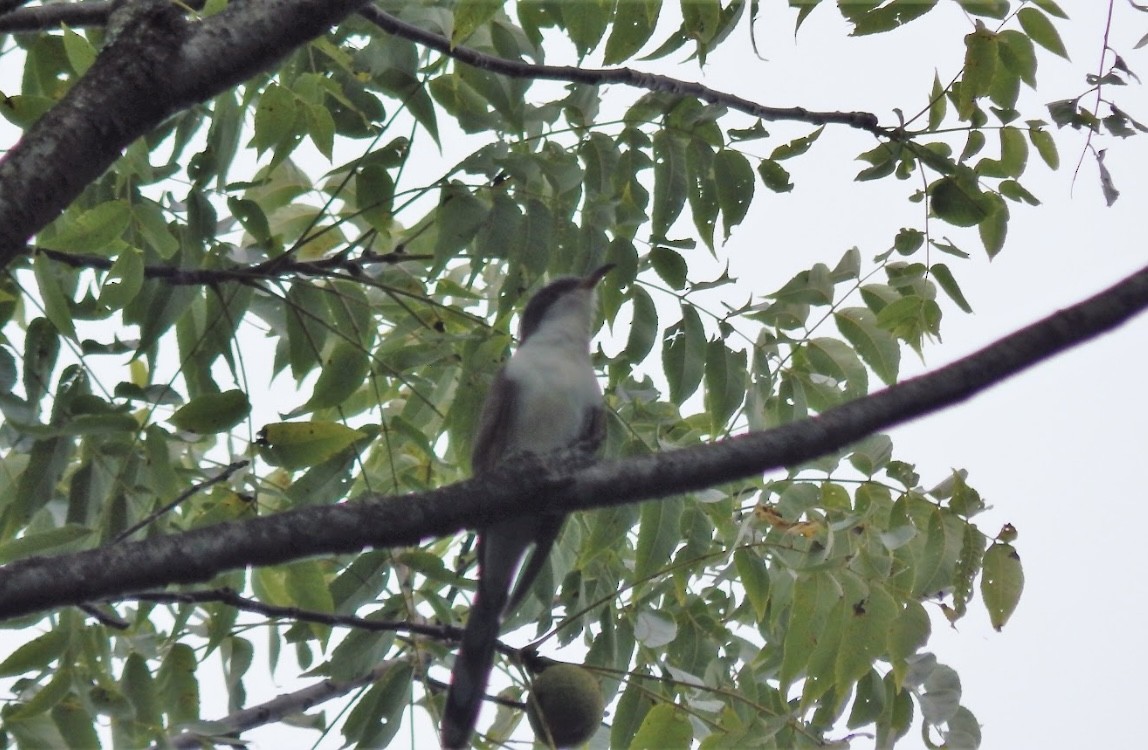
0;1;1145;748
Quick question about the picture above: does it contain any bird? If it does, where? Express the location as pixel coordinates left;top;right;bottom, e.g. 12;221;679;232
440;265;613;749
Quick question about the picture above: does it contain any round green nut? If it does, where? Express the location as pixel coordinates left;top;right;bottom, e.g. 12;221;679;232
526;664;604;748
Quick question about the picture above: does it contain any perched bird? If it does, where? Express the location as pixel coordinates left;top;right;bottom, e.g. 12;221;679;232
440;265;612;749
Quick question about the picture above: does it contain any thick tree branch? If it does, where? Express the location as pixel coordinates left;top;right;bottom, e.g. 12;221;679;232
0;0;371;267
1;263;1145;621
0;0;109;31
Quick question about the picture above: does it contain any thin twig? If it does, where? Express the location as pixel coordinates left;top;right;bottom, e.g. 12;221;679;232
113;460;250;543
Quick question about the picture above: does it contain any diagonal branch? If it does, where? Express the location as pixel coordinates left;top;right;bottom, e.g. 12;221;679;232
1;262;1145;622
0;0;372;267
357;6;884;134
166;656;416;749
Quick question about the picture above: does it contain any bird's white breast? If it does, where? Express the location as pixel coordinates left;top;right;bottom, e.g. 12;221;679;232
502;341;601;453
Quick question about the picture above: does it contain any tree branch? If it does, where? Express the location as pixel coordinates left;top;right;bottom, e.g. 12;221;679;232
0;0;371;267
0;0;106;32
124;587;460;642
1;262;1145;621
357;6;884;134
166;657;414;749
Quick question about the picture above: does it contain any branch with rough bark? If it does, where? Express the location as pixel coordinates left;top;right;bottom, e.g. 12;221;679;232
1;262;1145;622
0;0;372;264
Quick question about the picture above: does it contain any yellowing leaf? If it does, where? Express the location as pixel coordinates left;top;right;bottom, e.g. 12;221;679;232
257;421;367;469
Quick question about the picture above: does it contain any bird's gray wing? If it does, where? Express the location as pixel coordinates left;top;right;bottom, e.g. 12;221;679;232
469;367;516;475
504;403;606;613
442;368;521;748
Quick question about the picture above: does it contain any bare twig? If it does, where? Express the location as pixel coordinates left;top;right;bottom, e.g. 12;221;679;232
114;460;251;543
165;656;416;749
358;6;884;135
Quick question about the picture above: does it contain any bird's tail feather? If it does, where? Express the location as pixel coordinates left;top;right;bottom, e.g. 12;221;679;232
441;585;507;749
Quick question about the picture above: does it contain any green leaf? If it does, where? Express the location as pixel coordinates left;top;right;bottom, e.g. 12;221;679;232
703;339;746;433
960;24;998;117
61;26;96;75
296;339;371;414
757;158;793;192
284;559;335;641
887;600;931;684
32;255;77;341
452;0;502;45
99;248;144;311
0;524;92;565
604;0;662;63
714;149;755;240
919;663;962;725
836;583;898;690
11;665;72;719
834;308;900;385
560;0;612;57
253;83;298;156
433;183;488;269
428;73;494;132
806;336;868;400
650;246;688;290
1017;7;1069;59
928;73;947;130
848;668;887;729
257;421;368;470
635;496;683;584
892;227;924;256
999;179;1040;205
651;130;688;239
121;653;162;731
157;643;200;725
931;175;989;227
780;572;837;689
631;703;693;749
1028;126;1059;169
662;305;706;403
978;191;1009;258
51;702;99;749
959;129;986;162
342;661;413;747
931;263;973;313
733;548;770;622
170;389;251;434
356;164;395;231
625;285;659;363
876;671;915;746
686;139;717;250
770;126;824;160
998;30;1037;88
981;542;1024;630
849;434;893;476
0;630;67;677
226;197;271;244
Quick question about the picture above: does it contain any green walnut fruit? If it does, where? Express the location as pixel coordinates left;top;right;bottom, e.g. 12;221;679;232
526;664;604;748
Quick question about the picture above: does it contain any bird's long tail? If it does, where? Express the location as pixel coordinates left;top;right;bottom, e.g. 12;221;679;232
441;582;507;749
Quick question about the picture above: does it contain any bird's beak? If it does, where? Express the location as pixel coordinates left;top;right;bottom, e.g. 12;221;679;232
580;263;615;289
